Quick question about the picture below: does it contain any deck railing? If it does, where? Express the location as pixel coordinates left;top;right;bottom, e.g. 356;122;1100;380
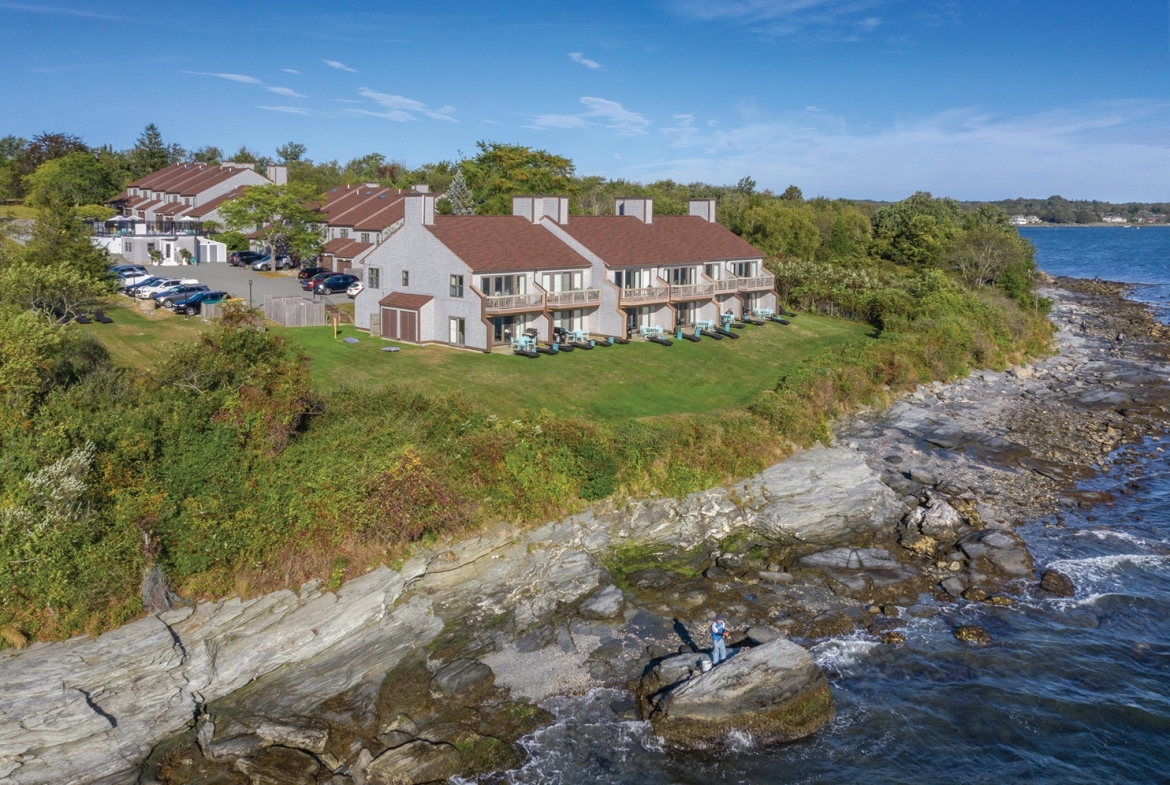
713;278;739;293
736;274;776;291
619;286;670;304
669;282;716;299
484;292;545;312
546;288;601;307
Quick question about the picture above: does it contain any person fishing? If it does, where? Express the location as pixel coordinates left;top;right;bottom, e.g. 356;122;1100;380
710;613;728;665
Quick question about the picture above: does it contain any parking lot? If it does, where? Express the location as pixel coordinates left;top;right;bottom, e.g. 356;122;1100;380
140;263;353;312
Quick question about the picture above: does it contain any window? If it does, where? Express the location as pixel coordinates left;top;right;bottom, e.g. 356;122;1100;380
368;267;380;289
402;270;409;287
450;274;464;298
124;242;132;254
449;317;465;345
733;261;756;278
704;264;717;280
541;271;583;292
361;233;369;243
480;275;526;296
669;267;695;285
339;228;349;239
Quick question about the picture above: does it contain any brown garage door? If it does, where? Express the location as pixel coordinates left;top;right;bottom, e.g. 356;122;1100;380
379;308;419;343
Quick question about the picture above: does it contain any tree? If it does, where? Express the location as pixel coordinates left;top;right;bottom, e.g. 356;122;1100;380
217;183;324;262
22;152;122;208
780;185;803;202
461;141;575;215
741;201;821;260
11;133;89;195
188;146;223;165
276;142;307;164
0;203;114;319
871;191;964;269
735;176;756;194
127;124;183;179
947;224;1036;289
440;169;474;215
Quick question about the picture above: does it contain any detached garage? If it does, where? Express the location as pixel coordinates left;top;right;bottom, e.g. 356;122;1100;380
375;292;433;344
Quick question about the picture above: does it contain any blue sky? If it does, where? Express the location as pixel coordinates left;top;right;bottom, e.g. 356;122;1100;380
2;0;1169;201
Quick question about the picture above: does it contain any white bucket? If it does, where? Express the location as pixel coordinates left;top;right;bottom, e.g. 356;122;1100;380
700;659;713;673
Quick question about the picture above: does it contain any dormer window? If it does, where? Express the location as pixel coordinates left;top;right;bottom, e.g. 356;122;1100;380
339;228;349;239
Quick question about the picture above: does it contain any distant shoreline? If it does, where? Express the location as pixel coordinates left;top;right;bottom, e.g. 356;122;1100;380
1017;223;1169;228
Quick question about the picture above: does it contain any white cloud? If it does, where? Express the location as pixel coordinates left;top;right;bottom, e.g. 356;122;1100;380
281;68;301;75
257;105;311;116
267;86;307;97
184;71;263;84
669;0;889;37
323;59;359;73
569;52;602;70
530;97;650;136
354;88;457;122
623;100;1170;201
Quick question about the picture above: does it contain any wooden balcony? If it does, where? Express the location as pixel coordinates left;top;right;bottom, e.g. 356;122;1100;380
619;286;670;304
737;274;776;291
669;283;716;300
484;292;545;313
546;288;601;307
713;278;739;293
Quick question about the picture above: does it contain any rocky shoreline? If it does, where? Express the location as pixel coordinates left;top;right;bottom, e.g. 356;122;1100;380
3;278;1169;785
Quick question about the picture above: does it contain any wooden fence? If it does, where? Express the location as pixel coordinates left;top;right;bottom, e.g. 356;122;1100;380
263;295;327;327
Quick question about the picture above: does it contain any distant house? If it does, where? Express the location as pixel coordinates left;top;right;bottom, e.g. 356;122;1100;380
92;163;285;264
1102;215;1128;224
316;184;430;274
351;194;776;351
1009;215;1042;226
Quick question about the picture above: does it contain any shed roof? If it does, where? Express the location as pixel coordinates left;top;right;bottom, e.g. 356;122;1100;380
378;292;434;309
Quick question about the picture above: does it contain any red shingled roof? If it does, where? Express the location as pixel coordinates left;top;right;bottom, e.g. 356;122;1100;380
427;215;590;272
185;185;249;218
558;215;762;267
322;238;374;258
378;292;433;309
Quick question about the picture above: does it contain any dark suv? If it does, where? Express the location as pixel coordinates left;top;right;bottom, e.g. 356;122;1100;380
228;251;264;267
152;283;210;308
170;291;232;316
314;274;359;294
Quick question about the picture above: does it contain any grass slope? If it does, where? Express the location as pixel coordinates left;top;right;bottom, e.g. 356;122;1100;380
83;303;875;419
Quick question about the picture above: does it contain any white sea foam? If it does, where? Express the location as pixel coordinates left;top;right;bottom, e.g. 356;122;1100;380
811;634;881;676
1074;529;1163;549
725;728;756;752
1047;553;1168;586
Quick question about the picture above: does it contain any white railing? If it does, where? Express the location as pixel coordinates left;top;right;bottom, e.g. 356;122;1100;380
546;289;601;307
619;286;670;303
737;274;776;291
484;292;545;312
670;283;716;299
713;279;739;293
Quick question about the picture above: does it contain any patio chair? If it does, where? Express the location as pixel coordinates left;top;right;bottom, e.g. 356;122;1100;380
94;309;114;324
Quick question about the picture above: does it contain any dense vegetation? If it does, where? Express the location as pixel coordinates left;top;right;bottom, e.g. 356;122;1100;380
0;128;1051;647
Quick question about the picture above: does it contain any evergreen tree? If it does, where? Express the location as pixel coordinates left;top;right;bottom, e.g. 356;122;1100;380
128;124;183;178
443;169;475;215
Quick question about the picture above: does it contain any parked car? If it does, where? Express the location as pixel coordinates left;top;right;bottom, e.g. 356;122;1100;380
134;277;198;299
251;254;294;271
152;284;210;308
314;274;359;295
227;250;264;267
122;276;163;296
297;266;331;281
117;271;157;290
301;271;335;291
346;281;364;298
110;264;148;276
169;291;232;316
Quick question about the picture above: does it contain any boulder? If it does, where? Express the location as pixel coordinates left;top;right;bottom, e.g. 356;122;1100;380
1039;569;1076;597
742;448;903;545
650;638;833;750
579;585;625;620
954;625;991;644
744;626;782;645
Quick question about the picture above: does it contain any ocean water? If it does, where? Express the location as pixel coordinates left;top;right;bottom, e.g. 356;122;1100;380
465;228;1170;784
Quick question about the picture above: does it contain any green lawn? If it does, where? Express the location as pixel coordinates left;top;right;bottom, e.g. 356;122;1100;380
280;316;875;419
83;303;875;419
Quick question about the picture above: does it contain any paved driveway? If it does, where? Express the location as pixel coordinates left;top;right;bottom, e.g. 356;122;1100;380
173;263;303;307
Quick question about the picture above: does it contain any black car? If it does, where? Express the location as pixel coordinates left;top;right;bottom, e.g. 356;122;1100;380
297;266;331;280
314;274;359;294
228;251;264;267
170;291;232;316
152;283;210;308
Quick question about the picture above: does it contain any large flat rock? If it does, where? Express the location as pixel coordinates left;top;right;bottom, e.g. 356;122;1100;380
651;638;833;750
